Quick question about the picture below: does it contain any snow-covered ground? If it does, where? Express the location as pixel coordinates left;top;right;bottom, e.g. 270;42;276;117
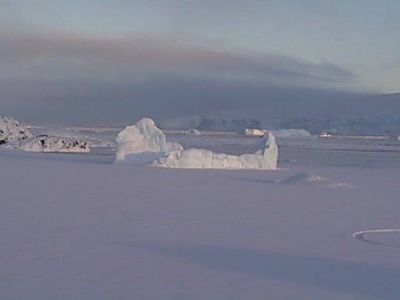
1;130;400;300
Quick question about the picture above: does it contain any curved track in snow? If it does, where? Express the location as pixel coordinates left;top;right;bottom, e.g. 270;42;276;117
353;229;400;249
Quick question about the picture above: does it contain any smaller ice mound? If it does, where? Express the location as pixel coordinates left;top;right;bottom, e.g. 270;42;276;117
279;172;354;188
7;135;90;153
184;128;202;136
155;133;278;170
245;128;267;137
0;116;33;144
273;129;311;138
116;118;183;163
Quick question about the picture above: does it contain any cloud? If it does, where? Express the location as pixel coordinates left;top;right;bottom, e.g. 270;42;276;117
0;27;362;124
0;28;355;88
0;75;368;125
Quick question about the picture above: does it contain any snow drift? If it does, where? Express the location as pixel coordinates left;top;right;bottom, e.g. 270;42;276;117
279;172;354;188
115;118;183;162
155;132;278;170
0;116;33;144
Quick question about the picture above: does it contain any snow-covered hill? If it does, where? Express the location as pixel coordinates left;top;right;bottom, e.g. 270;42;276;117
0;116;33;144
1;116;91;153
6;135;90;153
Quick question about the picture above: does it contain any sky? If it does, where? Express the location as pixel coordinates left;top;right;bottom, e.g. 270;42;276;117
0;0;399;123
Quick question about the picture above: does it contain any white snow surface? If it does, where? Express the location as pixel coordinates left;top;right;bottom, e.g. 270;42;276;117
0;116;33;143
115;118;183;162
156;132;278;170
1;144;400;300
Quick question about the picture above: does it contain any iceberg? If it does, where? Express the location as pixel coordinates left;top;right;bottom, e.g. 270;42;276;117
155;132;278;170
116;118;278;170
115;118;183;162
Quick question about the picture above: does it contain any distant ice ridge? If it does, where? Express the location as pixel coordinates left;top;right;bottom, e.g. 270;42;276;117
5;135;90;153
273;129;311;138
0;116;33;144
116;118;278;170
115;118;183;162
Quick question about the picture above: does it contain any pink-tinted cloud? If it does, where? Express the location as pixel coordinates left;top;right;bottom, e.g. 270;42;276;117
0;29;355;88
0;28;362;124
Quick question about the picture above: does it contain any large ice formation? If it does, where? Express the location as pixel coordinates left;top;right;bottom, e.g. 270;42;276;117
155;132;278;170
116;118;278;170
115;118;183;162
0;116;33;144
6;135;90;153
